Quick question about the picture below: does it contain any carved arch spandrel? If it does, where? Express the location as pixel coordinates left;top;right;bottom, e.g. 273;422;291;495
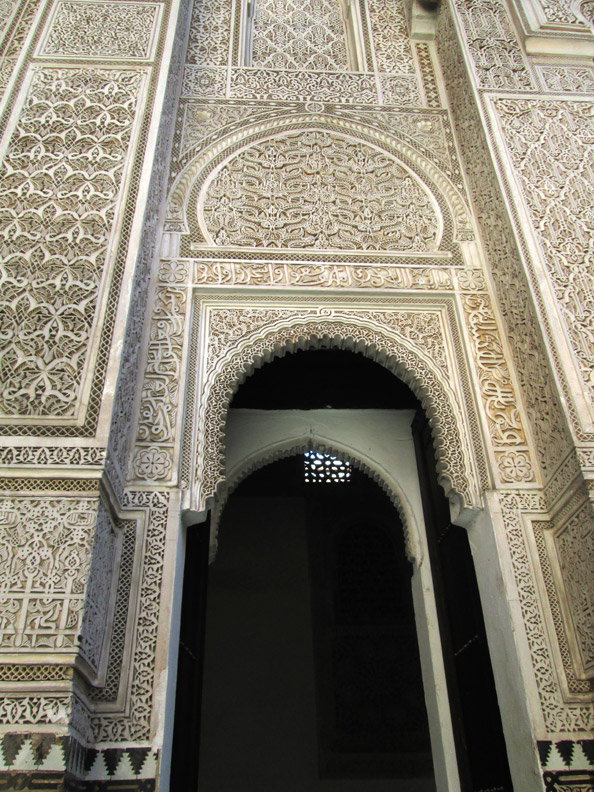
166;113;474;245
211;439;425;567
189;307;487;522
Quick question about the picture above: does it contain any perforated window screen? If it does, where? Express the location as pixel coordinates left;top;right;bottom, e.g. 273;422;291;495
304;451;351;483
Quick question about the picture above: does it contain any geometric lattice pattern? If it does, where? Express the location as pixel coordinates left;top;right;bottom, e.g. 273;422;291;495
304;451;351;484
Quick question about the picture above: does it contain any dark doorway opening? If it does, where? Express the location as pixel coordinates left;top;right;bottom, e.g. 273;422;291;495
169;348;514;791
198;456;435;792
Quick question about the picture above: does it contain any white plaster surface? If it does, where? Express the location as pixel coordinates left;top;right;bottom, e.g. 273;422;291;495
224;408;426;560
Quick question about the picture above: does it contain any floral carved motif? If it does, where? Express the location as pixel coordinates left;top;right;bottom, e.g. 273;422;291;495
252;0;348;71
202;130;441;251
367;0;416;77
493;98;594;408
553;500;594;677
452;0;534;90
0;495;99;651
42;2;159;59
229;69;379;104
186;0;231;66
0;67;144;419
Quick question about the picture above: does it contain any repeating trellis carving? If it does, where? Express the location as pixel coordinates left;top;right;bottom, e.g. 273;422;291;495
452;0;535;90
537;65;594;93
190;306;481;514
202;130;441;251
42;1;159;59
500;492;594;731
0;494;99;652
367;0;416;77
437;4;570;482
78;499;118;678
251;0;348;71
186;0;231;66
492;98;594;409
553;499;594;677
0;67;144;420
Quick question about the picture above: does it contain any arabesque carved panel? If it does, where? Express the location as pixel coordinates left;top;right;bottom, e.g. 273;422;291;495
0;495;99;652
452;0;535;90
0;67;144;421
252;0;348;71
202;130;441;250
492;97;594;411
42;1;159;59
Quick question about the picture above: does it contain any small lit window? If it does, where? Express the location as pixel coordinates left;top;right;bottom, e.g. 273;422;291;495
304;451;351;484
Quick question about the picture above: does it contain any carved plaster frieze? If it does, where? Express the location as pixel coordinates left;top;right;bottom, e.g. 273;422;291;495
487;96;594;430
436;2;572;488
501;491;594;732
39;1;161;60
0;66;147;430
228;68;381;104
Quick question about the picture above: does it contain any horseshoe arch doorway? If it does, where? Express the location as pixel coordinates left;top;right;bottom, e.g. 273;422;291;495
170;349;513;792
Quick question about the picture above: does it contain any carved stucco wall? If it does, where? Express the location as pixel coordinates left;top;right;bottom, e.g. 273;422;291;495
128;7;593;791
434;0;594;780
0;0;186;783
2;0;594;790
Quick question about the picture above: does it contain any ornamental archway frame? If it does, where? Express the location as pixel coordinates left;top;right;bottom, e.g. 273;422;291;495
183;296;490;530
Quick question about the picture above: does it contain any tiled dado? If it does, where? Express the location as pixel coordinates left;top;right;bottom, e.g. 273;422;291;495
539;740;594;790
0;734;158;789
